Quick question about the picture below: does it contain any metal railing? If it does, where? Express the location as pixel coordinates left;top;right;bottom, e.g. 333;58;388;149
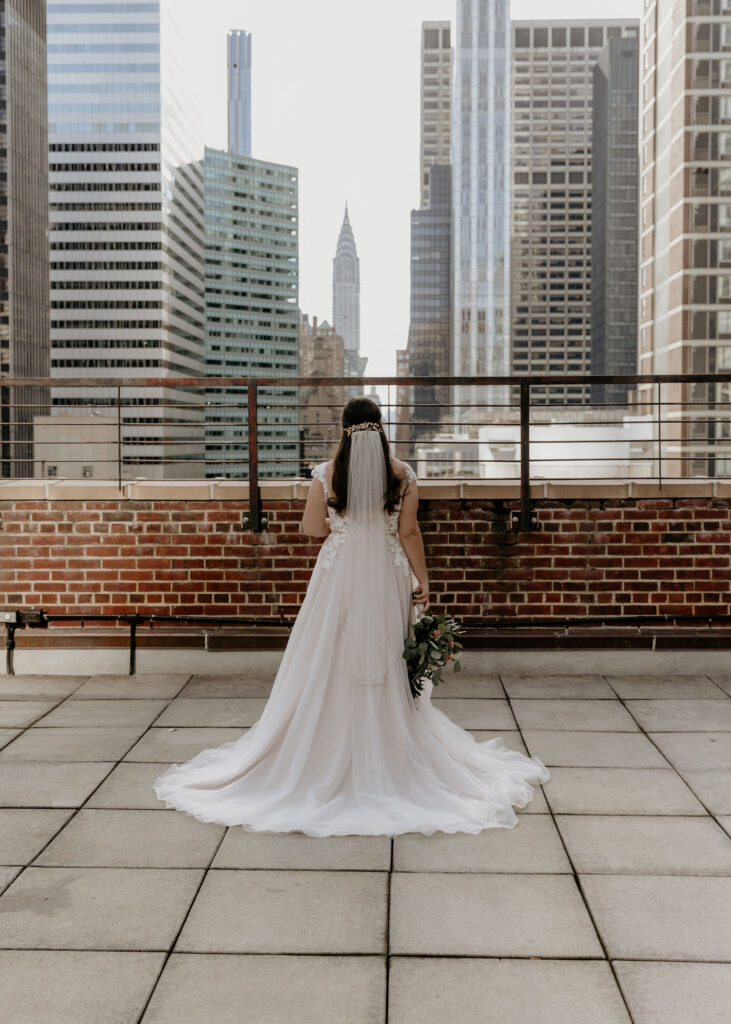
1;372;731;531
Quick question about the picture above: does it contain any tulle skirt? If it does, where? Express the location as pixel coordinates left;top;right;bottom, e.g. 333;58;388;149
152;537;550;836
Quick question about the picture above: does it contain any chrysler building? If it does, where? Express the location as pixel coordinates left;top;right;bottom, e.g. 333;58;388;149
332;204;367;381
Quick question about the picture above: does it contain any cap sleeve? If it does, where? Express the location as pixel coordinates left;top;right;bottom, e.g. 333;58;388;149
400;461;417;495
310;462;329;500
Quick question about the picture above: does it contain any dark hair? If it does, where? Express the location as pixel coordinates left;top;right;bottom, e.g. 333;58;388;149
329;396;402;515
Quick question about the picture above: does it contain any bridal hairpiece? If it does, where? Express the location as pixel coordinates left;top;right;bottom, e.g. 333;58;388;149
345;421;383;436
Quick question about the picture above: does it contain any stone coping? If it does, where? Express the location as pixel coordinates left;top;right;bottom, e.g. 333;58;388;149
0;478;728;501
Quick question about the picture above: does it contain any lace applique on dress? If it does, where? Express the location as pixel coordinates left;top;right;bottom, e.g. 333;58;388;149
312;463;351;570
313;460;416;576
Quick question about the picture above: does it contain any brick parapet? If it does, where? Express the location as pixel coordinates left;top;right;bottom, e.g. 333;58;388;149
1;480;729;620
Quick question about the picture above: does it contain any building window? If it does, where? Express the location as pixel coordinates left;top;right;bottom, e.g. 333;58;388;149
47;466;58;477
82;465;93;478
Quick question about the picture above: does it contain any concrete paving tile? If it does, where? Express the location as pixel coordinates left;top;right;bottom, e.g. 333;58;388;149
124;727;244;762
0;728;20;749
0;866;21;895
155;697;267;728
388;958;632;1024
717;815;731;839
580;874;731;960
141;954;386;1024
429;675;504;697
556;815;731;875
626;699;731;732
0;761;112;806
175;869;388;954
678;770;731;814
72;673;191;699
543;768;706;815
86;761;174;809
0;700;58;728
0;866;203;950
607;676;726;699
34;809;225;868
429;698;516;729
0;726;146;762
211;831;391;870
614;961;731;1024
39;698;168;728
710;675;731;697
0;808;75;865
649;732;731;770
393;815;571;873
0;762;114;808
522;730;668;768
177;677;275;698
0;675;88;700
467;729;528;755
389;873;603;957
0;950;165;1024
501;675;614;699
512;699;639;732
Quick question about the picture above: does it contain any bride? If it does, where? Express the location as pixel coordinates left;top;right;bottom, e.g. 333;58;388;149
153;396;549;835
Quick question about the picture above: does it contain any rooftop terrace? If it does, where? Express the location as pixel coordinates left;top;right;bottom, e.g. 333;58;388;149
0;653;729;1023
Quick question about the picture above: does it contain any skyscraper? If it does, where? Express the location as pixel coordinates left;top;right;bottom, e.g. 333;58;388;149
203;148;299;479
510;20;637;406
299;314;347;473
406;22;452;448
332;204;366;381
640;0;731;476
46;0;206;478
591;33;639;407
452;0;511;415
227;29;251;158
0;0;50;477
420;21;451;209
408;164;452;443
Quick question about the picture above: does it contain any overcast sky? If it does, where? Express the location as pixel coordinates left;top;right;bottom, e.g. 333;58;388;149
181;0;642;375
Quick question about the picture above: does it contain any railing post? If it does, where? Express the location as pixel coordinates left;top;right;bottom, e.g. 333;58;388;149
245;380;265;532
657;380;662;490
519;380;533;531
116;385;122;490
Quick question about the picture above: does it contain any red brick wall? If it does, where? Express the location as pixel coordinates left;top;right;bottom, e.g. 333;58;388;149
1;495;729;620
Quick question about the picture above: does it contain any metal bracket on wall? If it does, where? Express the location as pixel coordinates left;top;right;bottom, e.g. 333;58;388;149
510;508;539;532
2;609;47;675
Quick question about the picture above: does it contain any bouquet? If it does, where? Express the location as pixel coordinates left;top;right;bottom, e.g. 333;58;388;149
402;610;465;702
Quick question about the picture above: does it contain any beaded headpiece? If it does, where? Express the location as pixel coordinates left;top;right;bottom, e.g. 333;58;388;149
344;420;383;437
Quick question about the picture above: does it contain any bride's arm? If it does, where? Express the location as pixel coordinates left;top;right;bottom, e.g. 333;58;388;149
397;480;429;607
301;476;331;537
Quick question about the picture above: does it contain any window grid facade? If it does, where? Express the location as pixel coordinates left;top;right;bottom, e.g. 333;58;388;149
47;0;206;479
511;19;638;406
640;0;731;476
0;0;51;478
420;20;451;209
203;147;299;479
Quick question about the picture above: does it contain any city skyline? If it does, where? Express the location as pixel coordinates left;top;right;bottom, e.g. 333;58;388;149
181;0;642;376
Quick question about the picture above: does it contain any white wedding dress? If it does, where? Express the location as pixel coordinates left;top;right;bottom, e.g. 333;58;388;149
153;436;550;836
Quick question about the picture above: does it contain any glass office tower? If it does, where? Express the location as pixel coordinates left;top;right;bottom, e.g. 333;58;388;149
452;0;511;416
46;0;206;478
0;0;50;477
591;33;639;407
510;20;637;407
227;29;251;158
203;148;298;478
408;164;452;444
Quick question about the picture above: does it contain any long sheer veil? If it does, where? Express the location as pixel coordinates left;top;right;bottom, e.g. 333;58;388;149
343;429;403;686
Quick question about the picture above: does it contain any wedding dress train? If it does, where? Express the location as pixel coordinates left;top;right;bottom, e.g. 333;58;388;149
152;449;550;836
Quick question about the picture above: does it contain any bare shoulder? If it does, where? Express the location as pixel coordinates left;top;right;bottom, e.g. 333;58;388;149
389;457;407;482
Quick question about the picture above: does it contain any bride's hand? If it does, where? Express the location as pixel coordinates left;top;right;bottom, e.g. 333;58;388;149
412;581;429;610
